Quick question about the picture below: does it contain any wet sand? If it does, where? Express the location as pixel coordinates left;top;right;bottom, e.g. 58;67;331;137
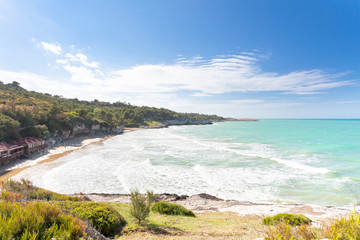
2;126;358;225
0;134;119;182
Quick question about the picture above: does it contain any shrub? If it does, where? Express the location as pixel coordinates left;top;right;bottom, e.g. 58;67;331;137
151;201;195;217
322;210;360;239
264;221;318;240
0;201;85;239
130;190;155;224
1;190;24;202
52;200;126;237
1;179;85;201
263;213;311;226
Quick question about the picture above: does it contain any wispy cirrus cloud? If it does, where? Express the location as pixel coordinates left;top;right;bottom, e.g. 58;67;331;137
40;41;62;55
32;40;354;96
0;40;356;117
57;53;100;68
336;100;360;104
102;54;352;95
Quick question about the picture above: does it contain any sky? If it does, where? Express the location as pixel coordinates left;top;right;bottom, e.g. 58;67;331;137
0;0;359;118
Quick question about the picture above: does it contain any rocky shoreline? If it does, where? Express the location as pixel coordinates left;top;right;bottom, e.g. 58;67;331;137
75;192;360;225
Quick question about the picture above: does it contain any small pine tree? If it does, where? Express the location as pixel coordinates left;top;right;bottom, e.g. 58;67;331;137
130;190;155;224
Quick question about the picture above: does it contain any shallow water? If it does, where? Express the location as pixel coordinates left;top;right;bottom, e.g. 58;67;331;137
16;120;360;206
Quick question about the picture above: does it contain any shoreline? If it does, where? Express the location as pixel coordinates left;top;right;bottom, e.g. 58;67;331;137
76;193;360;225
0;132;133;182
2;125;358;224
76;192;360;224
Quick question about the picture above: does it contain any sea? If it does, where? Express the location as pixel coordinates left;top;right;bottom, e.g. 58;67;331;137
15;119;360;207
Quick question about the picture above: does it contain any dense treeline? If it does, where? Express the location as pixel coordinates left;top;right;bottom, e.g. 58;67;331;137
0;81;224;142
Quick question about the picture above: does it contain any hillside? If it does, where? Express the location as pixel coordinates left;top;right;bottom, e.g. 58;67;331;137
0;81;224;142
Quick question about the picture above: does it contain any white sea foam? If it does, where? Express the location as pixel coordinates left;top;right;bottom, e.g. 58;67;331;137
13;123;359;206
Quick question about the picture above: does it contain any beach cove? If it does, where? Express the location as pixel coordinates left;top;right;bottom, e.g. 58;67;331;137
1;120;359;226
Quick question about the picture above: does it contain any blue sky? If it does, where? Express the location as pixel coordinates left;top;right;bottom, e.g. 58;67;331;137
0;0;359;118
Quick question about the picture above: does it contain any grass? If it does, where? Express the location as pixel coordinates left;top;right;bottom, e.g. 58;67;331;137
2;179;359;239
107;202;266;239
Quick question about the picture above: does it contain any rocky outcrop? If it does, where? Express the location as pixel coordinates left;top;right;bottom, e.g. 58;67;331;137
73;123;89;135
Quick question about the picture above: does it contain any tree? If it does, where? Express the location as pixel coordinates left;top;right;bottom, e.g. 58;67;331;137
11;81;20;87
130;190;155;224
0;113;20;141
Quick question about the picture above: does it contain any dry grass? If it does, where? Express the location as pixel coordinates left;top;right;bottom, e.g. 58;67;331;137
108;203;265;239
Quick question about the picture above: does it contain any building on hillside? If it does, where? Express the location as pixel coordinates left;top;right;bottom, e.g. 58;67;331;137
15;137;46;155
0;142;25;165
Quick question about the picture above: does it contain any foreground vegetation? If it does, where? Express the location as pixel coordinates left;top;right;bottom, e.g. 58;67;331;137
0;180;125;238
0;81;224;142
108;202;265;239
1;179;360;239
151;201;195;217
263;213;311;226
0;201;86;239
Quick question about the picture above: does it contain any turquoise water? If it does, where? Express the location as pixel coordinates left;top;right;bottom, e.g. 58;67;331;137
17;120;360;206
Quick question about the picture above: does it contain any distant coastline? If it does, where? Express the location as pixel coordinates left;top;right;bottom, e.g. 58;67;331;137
225;118;259;122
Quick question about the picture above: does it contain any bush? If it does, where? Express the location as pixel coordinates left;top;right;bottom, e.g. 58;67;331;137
1;179;85;201
151;201;195;217
264;221;317;240
0;201;85;239
130;190;155;224
263;213;311;226
1;190;24;202
52;200;126;237
322;210;360;239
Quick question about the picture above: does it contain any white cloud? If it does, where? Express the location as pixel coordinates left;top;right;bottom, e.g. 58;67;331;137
192;92;212;97
40;42;62;55
336;100;360;104
230;99;265;104
63;53;99;68
101;54;352;95
63;64;100;84
1;46;356;118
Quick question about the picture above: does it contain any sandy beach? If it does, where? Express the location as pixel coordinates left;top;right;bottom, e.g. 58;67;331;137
0;134;120;182
2;126;359;227
0;127;144;182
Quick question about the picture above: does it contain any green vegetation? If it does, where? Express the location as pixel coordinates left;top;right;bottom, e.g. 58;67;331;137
0;81;224;141
0;179;126;238
145;120;163;127
107;202;265;239
264;211;360;239
264;221;317;240
130;190;155;224
263;213;311;226
2;179;359;239
322;210;360;239
151;201;195;217
1;179;86;201
52;201;126;237
1;190;24;202
0;201;86;239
